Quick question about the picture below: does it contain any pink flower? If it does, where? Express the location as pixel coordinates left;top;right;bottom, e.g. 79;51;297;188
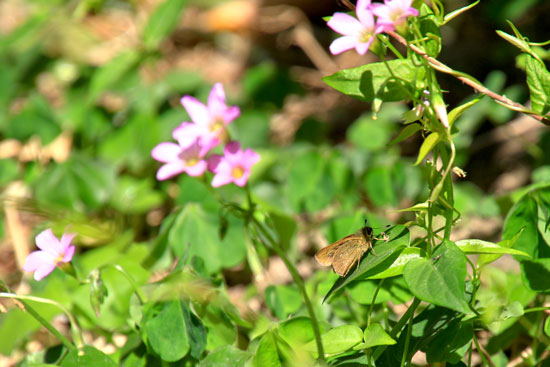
174;83;240;154
371;0;418;32
207;142;260;187
327;0;384;55
23;229;76;281
152;137;208;180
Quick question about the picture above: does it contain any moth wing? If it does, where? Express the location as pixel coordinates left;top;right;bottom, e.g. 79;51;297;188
315;233;357;266
331;239;366;277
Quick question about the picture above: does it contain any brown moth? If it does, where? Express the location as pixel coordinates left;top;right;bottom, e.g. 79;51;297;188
315;225;375;277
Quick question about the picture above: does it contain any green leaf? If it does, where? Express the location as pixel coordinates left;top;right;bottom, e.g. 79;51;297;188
347;280;391;305
414;132;439;165
544;316;550;338
526;55;550;115
278;317;316;346
425;320;472;364
502;189;549;258
253;332;281;367
447;96;482;126
389;123;422;146
347;115;394;151
34;155;116;210
366;247;422;279
6;94;61;144
168;203;247;274
442;1;479;25
286;150;330;211
88;50;140;103
323;225;410;301
60;346;117;367
110;176;164;214
142;0;187;50
520;258;550;292
198;345;251;367
143;300;190;361
323;59;424;102
496;30;533;56
418;3;441;57
455;239;530;257
501;301;524;319
182;302;207;359
360;323;396;349
403;240;470;314
265;285;302;319
305;325;363;356
199;304;237;351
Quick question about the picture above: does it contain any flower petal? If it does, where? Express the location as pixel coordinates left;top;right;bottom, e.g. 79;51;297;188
184;160;207;176
62;245;75;263
157;161;186;180
181;96;211;126
152;143;181;163
35;229;62;254
356;0;374;27
34;263;57;281
327;13;363;37
329;36;359;55
222;106;240;124
173;123;203;148
223;142;245;165
211;171;233;187
60;233;76;249
234;171;251;187
207;154;222;173
244;149;260;168
355;38;373;55
207;83;227;116
23;251;54;272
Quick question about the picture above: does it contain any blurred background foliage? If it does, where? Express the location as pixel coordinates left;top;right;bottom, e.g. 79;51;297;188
0;0;549;364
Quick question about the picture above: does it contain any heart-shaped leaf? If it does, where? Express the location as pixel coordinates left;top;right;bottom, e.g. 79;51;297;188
403;240;470;314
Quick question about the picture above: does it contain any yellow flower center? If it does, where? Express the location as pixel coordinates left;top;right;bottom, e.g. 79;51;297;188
210;119;224;132
232;166;244;178
359;30;373;43
186;158;198;167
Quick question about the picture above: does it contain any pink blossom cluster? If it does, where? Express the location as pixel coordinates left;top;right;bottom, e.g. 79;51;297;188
328;0;418;55
152;83;259;187
23;229;76;281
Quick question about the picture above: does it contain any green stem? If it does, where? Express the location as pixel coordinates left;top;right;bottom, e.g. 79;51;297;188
367;279;384;327
99;264;147;304
0;293;81;349
472;331;494;367
524;306;550;313
252;218;326;363
382;37;404;60
400;301;415;367
372;297;420;360
245;186;325;364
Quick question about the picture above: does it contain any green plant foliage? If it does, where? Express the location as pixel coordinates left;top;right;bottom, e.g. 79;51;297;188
60;346;117;367
2;1;550;366
323;59;425;102
404;240;470;314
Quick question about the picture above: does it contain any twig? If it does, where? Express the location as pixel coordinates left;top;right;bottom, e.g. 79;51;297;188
386;30;550;126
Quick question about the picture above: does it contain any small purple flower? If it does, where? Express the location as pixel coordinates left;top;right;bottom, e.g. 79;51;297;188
207;142;260;187
371;0;418;32
23;229;76;281
327;0;384;55
174;83;240;154
152;138;208;181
